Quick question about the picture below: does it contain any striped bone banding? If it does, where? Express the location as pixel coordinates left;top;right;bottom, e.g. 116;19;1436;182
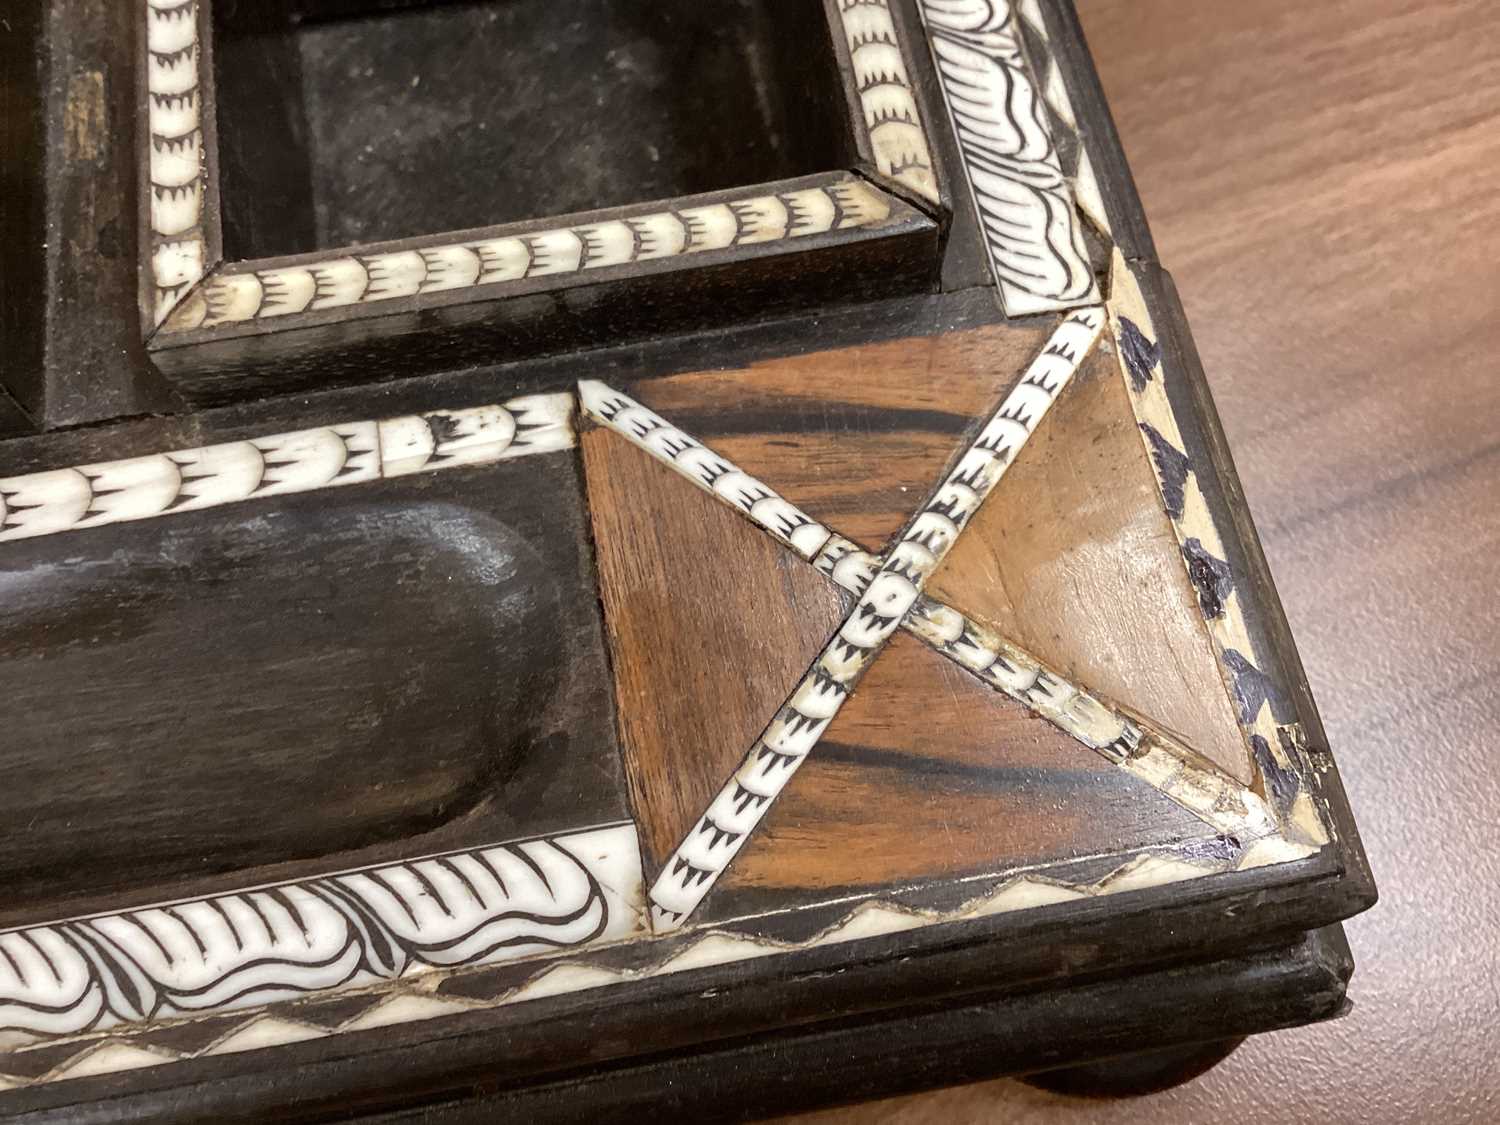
0;394;573;543
160;181;893;333
145;0;208;325
918;0;1099;315
0;824;642;1043
578;381;836;564
644;307;1107;929
831;0;941;204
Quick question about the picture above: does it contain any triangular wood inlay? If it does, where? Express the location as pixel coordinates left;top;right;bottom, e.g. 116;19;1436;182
707;632;1218;921
620;322;1054;553
581;425;846;882
926;346;1253;783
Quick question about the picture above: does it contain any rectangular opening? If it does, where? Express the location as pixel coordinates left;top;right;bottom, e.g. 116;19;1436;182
211;0;855;260
0;452;627;927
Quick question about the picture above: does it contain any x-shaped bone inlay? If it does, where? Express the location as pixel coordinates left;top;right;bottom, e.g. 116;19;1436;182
581;309;1276;930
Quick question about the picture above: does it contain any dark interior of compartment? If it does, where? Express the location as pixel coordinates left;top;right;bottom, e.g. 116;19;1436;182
0;456;627;927
212;0;855;260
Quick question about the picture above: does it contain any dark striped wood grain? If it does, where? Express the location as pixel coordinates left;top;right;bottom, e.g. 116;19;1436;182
580;424;846;882
709;631;1216;922
783;0;1500;1120
621;321;1053;553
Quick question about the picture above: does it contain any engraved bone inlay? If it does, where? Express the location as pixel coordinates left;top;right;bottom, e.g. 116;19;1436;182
918;0;1099;314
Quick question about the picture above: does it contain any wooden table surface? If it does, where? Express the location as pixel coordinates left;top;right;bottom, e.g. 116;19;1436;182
782;1;1500;1122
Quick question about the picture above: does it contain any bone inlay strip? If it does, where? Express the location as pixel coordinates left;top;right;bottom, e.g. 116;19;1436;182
0;825;642;1043
832;0;941;204
918;0;1099;315
145;0;209;326
578;381;836;563
0;394;573;543
159;180;894;333
644;308;1107;929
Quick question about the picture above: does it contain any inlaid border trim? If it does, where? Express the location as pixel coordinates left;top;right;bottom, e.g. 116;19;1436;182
0;824;643;1046
0;834;1312;1092
139;0;943;346
828;0;942;205
144;0;211;326
0;394;573;543
1107;252;1329;846
156;178;901;336
579;375;1281;845
917;0;1100;314
1012;0;1112;235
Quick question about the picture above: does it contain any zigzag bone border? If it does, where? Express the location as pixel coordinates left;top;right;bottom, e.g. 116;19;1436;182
0;394;573;543
578;378;1278;844
831;0;942;205
0;835;1316;1091
158;180;895;333
0;825;642;1046
917;0;1099;315
145;0;209;326
1106;253;1329;846
642;308;1107;929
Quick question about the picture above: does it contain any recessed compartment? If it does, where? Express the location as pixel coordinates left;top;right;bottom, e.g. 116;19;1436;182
210;0;855;259
0;454;625;926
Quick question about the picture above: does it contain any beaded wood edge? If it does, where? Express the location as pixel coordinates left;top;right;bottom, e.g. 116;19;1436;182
155;178;901;336
829;0;942;205
0;394;573;542
144;0;211;327
917;0;1100;315
0;826;642;1047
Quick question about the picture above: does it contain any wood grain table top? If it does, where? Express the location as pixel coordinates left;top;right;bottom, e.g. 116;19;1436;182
784;0;1500;1121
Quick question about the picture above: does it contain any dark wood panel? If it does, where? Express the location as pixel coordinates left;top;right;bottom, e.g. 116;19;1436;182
926;345;1252;783
0;0;183;428
580;424;846;880
626;321;1055;553
0;451;627;927
709;631;1215;921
